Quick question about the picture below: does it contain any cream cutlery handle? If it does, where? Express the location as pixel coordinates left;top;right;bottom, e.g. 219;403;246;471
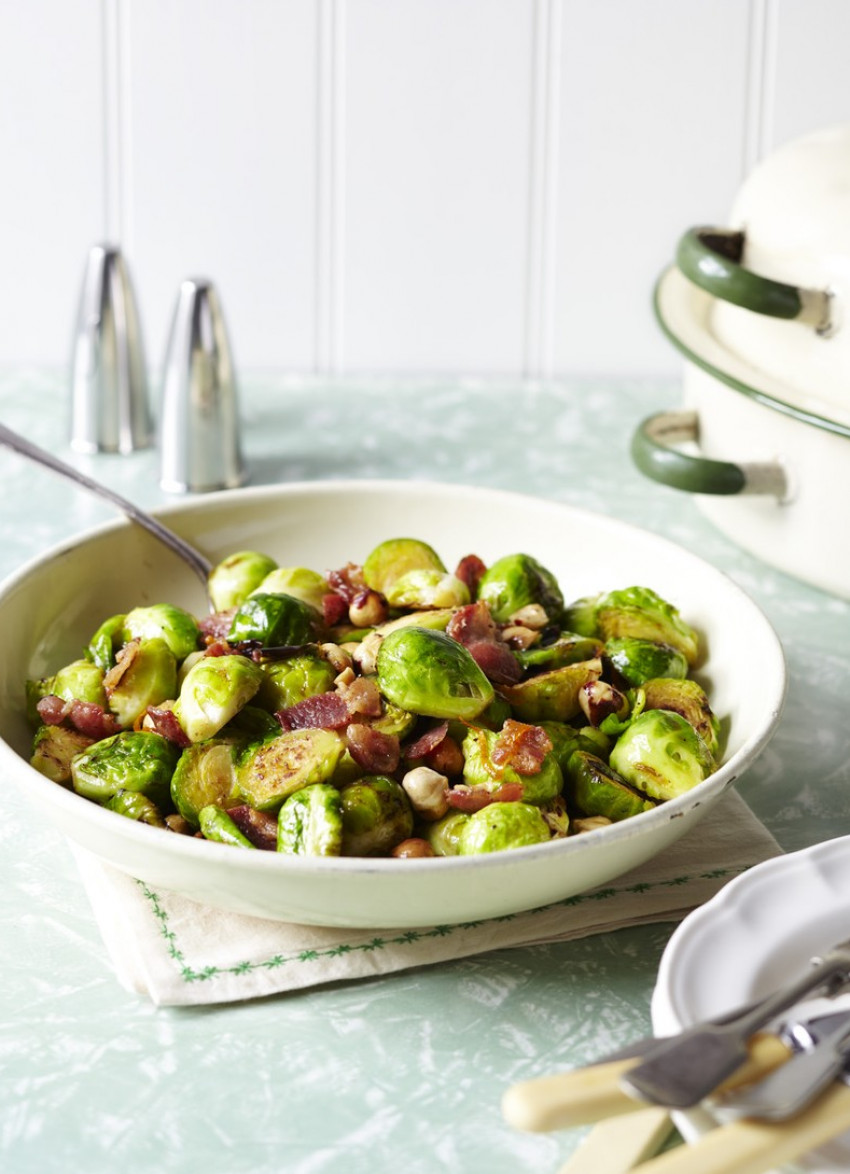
556;1108;673;1174
635;1081;850;1174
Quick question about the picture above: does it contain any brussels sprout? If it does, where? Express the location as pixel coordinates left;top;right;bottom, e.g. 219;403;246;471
540;794;570;837
595;587;700;666
71;730;181;806
25;678;52;727
86;614;126;672
255;653;337;712
363;699;417;740
122;604;201;662
641;678;721;759
227;592;321;647
476;554;564;623
105;789;166;827
565;750;655;822
457;802;552;854
461;726;563;805
606;637;688;687
561;594;602;637
426;810;470;856
609;709;716;801
237;727;345;810
376;626;494;721
198;804;256;848
362;537;446;595
173;653;264;742
107;638;178;728
500;659;602;723
30;724;94;785
252;567;328;612
208;550;278;612
171;740;243;827
277;783;344;856
516;633;604;672
220;704;281;742
339;775;414;856
354;608;456;675
51;658;108;709
537;720;611;770
385;570;470;610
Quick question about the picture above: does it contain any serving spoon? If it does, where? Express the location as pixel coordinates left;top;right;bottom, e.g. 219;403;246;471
0;422;214;602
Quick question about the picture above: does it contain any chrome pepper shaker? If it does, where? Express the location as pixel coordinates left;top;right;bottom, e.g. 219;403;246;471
70;244;152;453
158;278;246;493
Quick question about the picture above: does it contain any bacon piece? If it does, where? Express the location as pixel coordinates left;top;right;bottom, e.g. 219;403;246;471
204;638;234;658
36;695;121;740
226;805;278;850
326;562;366;603
491;719;552;775
276;691;350;731
199;609;236;640
405;721;449;761
346;724;400;773
103;640;139;695
146;707;191;747
465;639;522;685
322;592;349;627
447;600;497;645
446;782;525;812
454;554;487;596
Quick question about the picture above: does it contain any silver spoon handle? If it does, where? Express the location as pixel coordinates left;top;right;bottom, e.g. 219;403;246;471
0;423;213;592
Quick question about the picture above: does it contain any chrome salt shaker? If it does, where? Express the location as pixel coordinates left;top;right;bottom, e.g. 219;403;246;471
158;278;246;493
70;244;152;453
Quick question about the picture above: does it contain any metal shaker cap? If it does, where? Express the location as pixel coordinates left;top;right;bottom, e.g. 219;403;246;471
70;244;152;453
158;278;246;494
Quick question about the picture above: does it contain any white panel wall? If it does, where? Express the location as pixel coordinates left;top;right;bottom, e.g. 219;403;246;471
1;0;850;378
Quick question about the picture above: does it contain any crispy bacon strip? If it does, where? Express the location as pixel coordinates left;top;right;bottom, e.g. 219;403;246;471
490;719;552;775
226;805;278;850
446;782;525;812
454;554;487;596
199;609;236;640
346;724;400;773
404;721;449;761
36;695;121;740
447;601;522;684
146;707;191;747
276;692;350;731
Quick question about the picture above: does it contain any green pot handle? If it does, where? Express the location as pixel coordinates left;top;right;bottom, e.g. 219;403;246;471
676;227;833;332
631;410;788;498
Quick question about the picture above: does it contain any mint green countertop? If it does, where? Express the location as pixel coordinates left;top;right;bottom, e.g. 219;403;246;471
2;371;848;1173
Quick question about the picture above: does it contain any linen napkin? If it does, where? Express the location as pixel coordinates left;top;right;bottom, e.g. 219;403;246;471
73;790;780;1006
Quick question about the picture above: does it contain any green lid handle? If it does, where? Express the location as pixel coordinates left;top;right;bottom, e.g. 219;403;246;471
676;227;832;333
631;411;788;498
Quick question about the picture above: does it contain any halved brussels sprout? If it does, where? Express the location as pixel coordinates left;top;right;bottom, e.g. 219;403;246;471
499;659;602;723
595;587;700;666
30;724;94;785
561;594;602;638
237;727;345;810
171;740;243;827
457;801;552;854
385;570;470;610
339;775;414;856
106;789;166;827
609;709;715;801
52;658;108;709
71;730;181;806
476;554;564;623
641;677;721;759
107;638;178;728
173;653;264;743
122;604;201;662
565;750;655;822
516;633;603;672
277;783;344;855
198;804;256;848
354;608;456;675
537;720;611;770
376;626;494;721
252;567;328;612
362;537;446;595
227;592;321;647
208;550;278;612
606;637;688;687
461;725;563;805
255;653;337;712
86;614;126;673
425;809;470;856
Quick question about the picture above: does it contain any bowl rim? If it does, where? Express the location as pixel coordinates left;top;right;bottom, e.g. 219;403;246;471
0;478;789;882
654;265;850;440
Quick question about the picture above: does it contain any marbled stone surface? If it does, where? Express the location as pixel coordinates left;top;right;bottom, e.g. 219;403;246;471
2;371;848;1172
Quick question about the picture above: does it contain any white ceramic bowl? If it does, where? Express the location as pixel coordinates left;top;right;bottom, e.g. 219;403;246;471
0;480;787;928
652;837;850;1171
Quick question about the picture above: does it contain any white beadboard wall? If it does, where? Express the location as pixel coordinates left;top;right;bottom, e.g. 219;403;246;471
3;0;850;379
